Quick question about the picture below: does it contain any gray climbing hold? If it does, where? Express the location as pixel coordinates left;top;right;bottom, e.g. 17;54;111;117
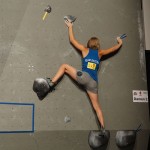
64;116;71;123
64;15;76;23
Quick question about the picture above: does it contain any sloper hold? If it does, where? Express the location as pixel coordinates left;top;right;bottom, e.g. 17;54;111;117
88;129;110;149
115;124;142;148
64;15;76;23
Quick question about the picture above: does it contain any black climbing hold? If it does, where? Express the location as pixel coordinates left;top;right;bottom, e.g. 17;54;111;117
33;78;54;100
88;129;110;149
77;71;82;76
115;124;142;148
44;5;51;13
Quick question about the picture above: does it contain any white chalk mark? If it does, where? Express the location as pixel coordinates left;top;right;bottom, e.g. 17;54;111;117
63;48;73;57
78;26;83;33
63;47;78;58
101;62;111;74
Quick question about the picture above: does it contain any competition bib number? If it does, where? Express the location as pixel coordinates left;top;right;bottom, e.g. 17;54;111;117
87;62;96;70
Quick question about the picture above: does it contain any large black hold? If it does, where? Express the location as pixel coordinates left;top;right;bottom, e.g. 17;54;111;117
88;129;110;149
115;124;142;148
33;78;53;100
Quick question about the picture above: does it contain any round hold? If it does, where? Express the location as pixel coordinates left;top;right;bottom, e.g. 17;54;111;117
115;124;142;148
77;71;82;76
115;130;136;148
88;130;110;149
45;5;51;13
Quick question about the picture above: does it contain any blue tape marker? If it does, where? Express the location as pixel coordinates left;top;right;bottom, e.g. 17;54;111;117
120;33;127;39
0;101;34;106
0;102;35;134
32;104;35;132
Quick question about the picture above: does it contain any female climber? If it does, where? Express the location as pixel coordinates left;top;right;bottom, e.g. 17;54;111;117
46;20;122;128
48;20;123;128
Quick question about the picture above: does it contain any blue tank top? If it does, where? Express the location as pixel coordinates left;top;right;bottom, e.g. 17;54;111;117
82;49;100;82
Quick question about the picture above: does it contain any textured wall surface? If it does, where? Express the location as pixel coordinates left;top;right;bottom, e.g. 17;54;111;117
0;0;149;149
143;0;150;50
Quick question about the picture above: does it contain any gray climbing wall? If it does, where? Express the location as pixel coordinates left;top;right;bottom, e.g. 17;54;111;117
143;0;150;50
0;0;149;149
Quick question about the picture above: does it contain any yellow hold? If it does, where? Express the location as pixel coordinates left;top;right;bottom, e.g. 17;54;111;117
43;12;48;20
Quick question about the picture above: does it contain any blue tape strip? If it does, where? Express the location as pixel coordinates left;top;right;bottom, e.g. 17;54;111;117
31;103;34;133
0;101;34;106
0;102;35;134
0;131;34;134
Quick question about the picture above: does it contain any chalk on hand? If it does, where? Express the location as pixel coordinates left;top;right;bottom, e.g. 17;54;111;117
120;33;127;39
64;15;76;23
42;5;51;21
